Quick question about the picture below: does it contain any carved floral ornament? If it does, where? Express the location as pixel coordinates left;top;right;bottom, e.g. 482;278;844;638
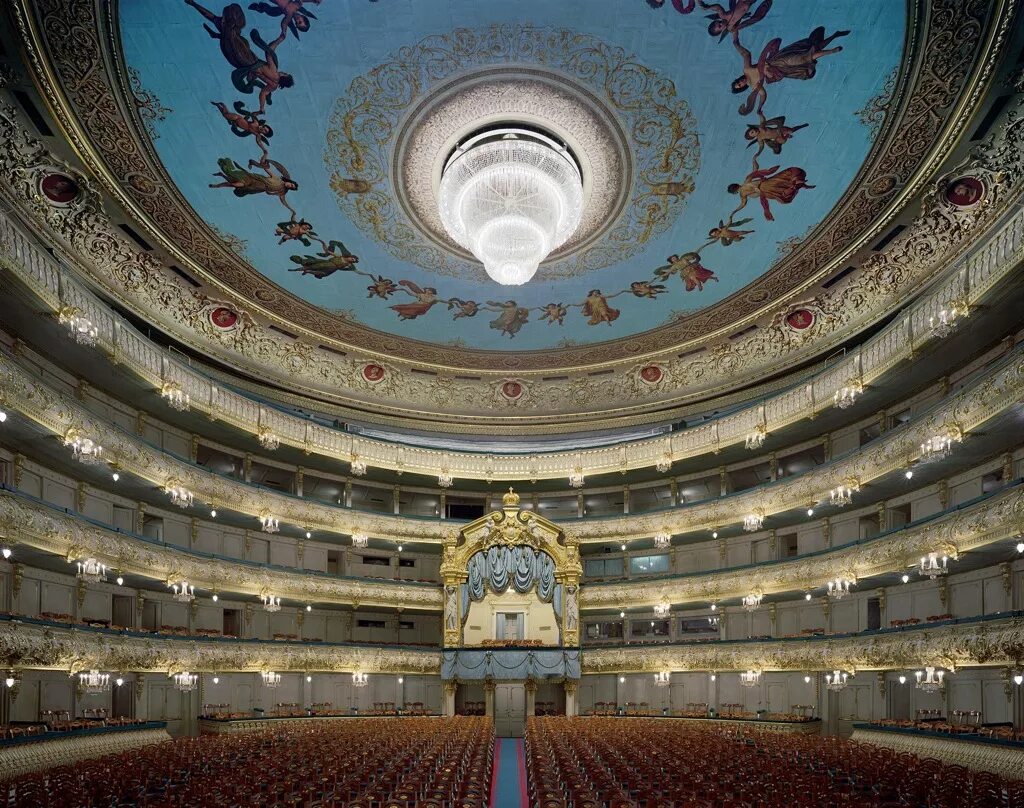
0;0;1018;429
0;344;1022;545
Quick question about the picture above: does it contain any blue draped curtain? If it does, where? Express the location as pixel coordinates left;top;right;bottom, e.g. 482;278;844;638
464;547;557;602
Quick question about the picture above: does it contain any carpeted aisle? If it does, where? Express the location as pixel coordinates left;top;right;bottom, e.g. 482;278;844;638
490;737;528;808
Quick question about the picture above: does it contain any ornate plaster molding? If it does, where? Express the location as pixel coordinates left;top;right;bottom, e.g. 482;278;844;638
0;491;442;611
0;343;1022;544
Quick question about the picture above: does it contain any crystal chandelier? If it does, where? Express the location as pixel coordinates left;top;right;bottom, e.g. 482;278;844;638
76;558;107;583
745;425;767;450
164;480;193;509
739;670;761;688
160;381;190;412
825;670;849;691
829;480;857;507
929;305;964;339
261;670;281;688
569;468;585;489
653;601;670;618
438;127;583;286
827;577;854;600
438;470;453;488
350;456;367;476
918;552;949;579
259;512;280;534
742;593;762;612
351;533;368;548
743;511;764;532
58;306;98;346
655;454;672;473
257;426;280;451
64;429;103;465
915;667;945;693
170;581;195;603
833;379;863;409
654;671;671;687
352;672;369;687
78;669;111;695
920;432;958;463
653;532;671;549
173;671;198;692
261;594;281;613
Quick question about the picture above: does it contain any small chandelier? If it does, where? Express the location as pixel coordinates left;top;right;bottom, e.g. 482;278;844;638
569;468;585;489
438;470;453;488
352;671;369;687
653;601;670;618
259;512;280;534
918;552;949;579
827;577;854;600
351;533;368;548
78;669;111;695
170;581;195;603
829;479;858;507
76;558;107;583
742;592;762;612
160;381;190;412
261;670;282;688
350;456;367;476
739;670;761;688
257;426;280;451
653;532;672;550
833;379;863;410
173;671;198;692
825;670;850;691
654;671;671;687
58;306;98;346
164;480;193;509
261;594;281;613
64;429;103;465
920;430;960;463
655;454;672;473
929;305;964;339
915;666;945;693
745;424;767;450
743;511;764;532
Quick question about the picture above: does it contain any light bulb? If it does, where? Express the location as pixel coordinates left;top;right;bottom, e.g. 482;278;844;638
710;603;717;611
710;673;716;681
1017;542;1024;554
806;508;814;517
898;675;906;685
306;531;312;539
112;472;120;482
905;470;913;479
398;677;404;684
619;676;626;684
212;594;219;602
212;676;219;684
620;543;627;551
1014;674;1023;686
397;544;403;552
306;604;312;612
306;675;312;683
210;509;217;518
0;410;7;423
804;675;811;683
901;574;910;584
115;677;124;687
805;592;812;601
712;531;718;539
619;611;625;618
116;576;124;586
4;677;15;688
1;548;11;560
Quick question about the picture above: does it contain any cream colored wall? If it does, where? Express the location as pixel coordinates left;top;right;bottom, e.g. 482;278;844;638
462;591;559;645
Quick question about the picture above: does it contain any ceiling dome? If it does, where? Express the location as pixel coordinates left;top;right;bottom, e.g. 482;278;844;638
438;128;583;286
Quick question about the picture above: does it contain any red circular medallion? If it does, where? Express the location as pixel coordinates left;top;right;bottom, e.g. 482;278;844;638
785;309;815;331
39;173;80;205
945;176;985;209
362;363;386;383
209;307;239;329
639;365;663;384
501;380;524;400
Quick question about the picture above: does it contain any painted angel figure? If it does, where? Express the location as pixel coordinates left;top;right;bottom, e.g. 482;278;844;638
390;281;439;320
288;240;358;278
210;157;298;212
728;165;814;221
582;290;620;326
655;253;718;291
488;301;530;338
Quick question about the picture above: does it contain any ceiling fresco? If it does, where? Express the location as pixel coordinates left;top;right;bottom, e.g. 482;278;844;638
118;0;906;351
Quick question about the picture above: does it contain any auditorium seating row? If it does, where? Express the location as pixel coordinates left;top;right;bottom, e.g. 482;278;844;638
524;717;1024;807
5;717;493;807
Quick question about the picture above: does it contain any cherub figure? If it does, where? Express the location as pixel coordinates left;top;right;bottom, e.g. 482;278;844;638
390;281;438;320
728;165;814;221
582;290;620;326
247;0;320;39
211;101;273;156
448;299;480;320
698;0;772;41
540;303;568;326
745;115;808;155
366;275;398;300
488;301;530;338
210;157;298;212
655;253;718;291
287;241;358;278
645;0;697;12
708;217;754;246
333;178;372;196
732;26;850;115
630;280;668;298
274;217;316;245
648;180;694;199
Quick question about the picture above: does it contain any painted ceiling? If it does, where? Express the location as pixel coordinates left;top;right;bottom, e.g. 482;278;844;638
119;0;905;352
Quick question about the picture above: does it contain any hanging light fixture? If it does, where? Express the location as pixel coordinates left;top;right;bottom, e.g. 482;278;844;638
351;533;368;548
257;425;280;451
915;667;945;693
826;577;854;600
63;428;103;465
261;670;282;688
742;592;762;612
160;381;190;412
76;558;107;583
829;479;858;507
743;511;764;532
833;379;863;410
173;671;198;692
164;480;194;509
745;424;767;450
653;532;671;549
825;670;850;691
655;453;672;473
58;305;99;346
261;593;281;613
259;511;280;534
654;671;671;687
739;670;761;688
169;581;195;603
653;601;670;618
350;456;367;476
438;127;583;286
569;467;585;489
917;552;949;579
438;470;453;488
928;304;965;339
78;670;111;695
352;672;369;687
